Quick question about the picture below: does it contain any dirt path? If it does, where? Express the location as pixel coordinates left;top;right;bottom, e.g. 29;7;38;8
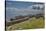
6;17;30;26
7;18;31;30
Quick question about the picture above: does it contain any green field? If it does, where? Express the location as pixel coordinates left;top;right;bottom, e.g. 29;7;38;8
6;17;44;30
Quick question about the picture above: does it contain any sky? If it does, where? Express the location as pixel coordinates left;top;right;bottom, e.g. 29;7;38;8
6;1;33;8
6;1;44;22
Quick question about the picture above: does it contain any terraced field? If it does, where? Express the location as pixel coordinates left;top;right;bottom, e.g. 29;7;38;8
6;17;44;31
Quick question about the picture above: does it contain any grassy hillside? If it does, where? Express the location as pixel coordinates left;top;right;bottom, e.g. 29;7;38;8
6;17;44;30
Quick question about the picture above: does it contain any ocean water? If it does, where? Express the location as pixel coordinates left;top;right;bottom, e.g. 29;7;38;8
6;1;44;22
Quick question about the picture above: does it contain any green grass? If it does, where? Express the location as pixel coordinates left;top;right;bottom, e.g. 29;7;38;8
6;17;44;30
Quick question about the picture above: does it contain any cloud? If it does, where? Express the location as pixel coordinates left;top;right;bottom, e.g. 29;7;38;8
32;4;44;8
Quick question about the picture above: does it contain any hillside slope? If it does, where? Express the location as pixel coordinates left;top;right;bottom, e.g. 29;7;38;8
6;17;44;30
